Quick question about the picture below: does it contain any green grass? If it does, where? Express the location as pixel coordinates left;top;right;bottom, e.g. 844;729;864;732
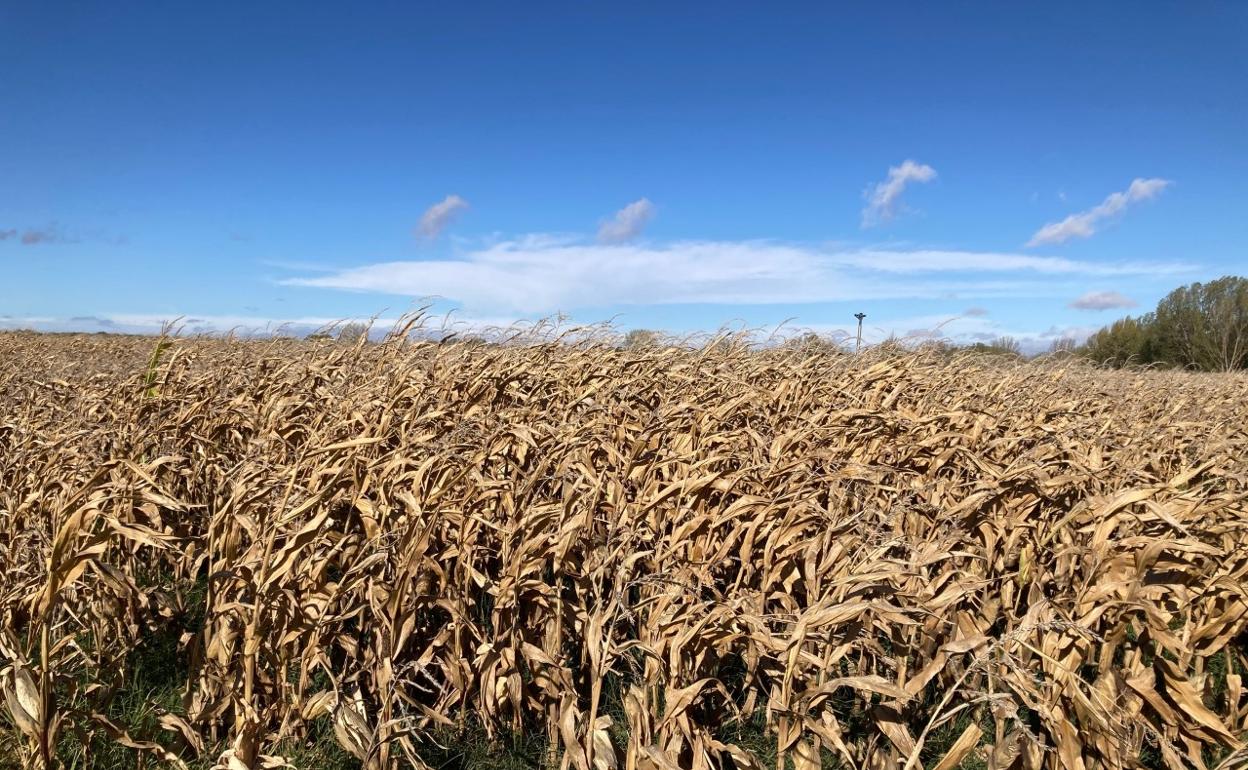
9;626;1247;768
917;708;989;770
142;336;173;398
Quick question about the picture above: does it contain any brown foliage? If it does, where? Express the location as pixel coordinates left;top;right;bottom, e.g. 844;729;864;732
1;327;1247;769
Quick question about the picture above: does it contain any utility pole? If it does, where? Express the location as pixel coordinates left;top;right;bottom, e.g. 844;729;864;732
854;312;866;352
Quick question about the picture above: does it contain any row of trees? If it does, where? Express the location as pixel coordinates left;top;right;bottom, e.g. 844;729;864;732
1081;275;1248;371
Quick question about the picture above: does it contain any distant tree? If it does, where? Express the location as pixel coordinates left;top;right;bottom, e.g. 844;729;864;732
623;329;660;348
1080;276;1248;371
867;335;915;357
782;332;844;354
1047;337;1078;355
338;322;369;344
990;336;1021;355
1150;276;1248;371
1080;316;1152;367
924;339;960;357
964;336;1022;358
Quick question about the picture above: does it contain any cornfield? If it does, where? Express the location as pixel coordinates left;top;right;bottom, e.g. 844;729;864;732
2;326;1247;770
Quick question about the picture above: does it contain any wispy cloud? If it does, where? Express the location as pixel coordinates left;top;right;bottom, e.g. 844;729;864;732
1068;290;1137;311
0;311;533;339
282;237;1190;315
598;198;656;243
962;306;989;317
1027;178;1171;246
68;315;117;328
0;223;125;246
862;160;937;228
832;249;1178;275
19;223;74;245
417;195;469;239
0;313;386;336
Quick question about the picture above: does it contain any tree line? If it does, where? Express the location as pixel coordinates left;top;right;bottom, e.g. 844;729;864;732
1080;275;1247;371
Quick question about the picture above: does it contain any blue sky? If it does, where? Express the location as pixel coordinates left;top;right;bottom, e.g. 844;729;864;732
2;2;1245;348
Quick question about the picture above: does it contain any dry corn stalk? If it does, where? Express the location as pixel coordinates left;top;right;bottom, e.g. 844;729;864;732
1;324;1246;769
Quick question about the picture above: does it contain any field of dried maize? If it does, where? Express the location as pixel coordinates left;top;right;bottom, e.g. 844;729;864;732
1;328;1247;770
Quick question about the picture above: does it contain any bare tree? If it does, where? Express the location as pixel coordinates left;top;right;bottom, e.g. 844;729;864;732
337;322;369;344
622;329;660;349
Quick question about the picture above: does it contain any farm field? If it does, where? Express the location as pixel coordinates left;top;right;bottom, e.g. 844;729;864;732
1;330;1246;770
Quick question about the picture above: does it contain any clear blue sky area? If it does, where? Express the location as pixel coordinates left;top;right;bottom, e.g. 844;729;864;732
2;2;1245;347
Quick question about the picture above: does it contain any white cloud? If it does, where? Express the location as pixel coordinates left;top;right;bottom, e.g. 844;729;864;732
282;237;1191;315
861;160;937;227
0;315;55;325
417;195;469;239
0;311;530;339
1027;178;1171;247
1068;290;1137;311
598;198;655;243
834;249;1178;275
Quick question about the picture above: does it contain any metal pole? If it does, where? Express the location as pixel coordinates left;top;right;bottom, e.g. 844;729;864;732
854;312;866;352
